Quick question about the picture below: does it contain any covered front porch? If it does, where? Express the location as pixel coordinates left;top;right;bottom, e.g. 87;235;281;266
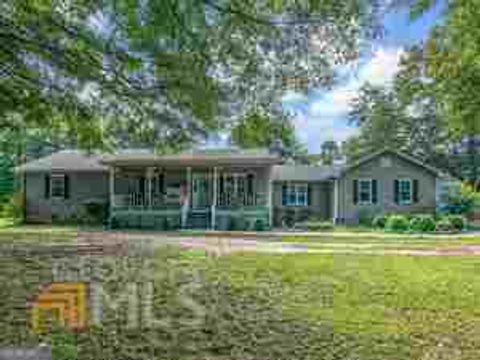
104;151;279;230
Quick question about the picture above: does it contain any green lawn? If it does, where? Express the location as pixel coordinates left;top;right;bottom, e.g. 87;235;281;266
0;240;478;359
195;251;480;358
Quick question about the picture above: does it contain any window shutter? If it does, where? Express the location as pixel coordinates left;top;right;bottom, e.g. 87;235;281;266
159;173;165;194
282;184;287;206
44;174;50;199
307;184;312;206
64;174;70;199
394;180;399;204
139;176;145;196
413;179;419;203
353;180;358;204
372;179;378;204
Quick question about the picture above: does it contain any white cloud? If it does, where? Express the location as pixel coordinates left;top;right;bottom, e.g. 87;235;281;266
286;46;404;152
357;47;404;86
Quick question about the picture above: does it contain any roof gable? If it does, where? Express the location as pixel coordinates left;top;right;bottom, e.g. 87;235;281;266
15;150;107;173
342;148;443;177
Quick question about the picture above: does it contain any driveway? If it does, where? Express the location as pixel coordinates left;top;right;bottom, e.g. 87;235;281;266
73;230;480;257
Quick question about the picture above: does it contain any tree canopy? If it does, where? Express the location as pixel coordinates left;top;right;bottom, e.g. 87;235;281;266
1;0;381;151
230;107;305;157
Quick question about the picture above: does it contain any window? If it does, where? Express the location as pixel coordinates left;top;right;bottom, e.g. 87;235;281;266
358;179;373;204
282;183;308;207
398;179;412;205
50;174;66;198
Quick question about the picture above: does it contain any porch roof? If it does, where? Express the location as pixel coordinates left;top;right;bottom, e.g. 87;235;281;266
102;148;282;167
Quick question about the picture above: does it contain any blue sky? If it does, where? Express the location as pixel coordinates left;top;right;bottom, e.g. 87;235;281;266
283;2;446;153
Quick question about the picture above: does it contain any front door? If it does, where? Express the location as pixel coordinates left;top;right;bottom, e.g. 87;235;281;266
191;173;209;208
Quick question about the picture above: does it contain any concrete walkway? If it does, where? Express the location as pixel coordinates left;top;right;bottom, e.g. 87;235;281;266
74;230;480;257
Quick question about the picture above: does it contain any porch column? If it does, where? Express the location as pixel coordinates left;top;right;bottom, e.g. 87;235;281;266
182;166;191;228
211;166;217;230
268;177;273;229
145;167;154;207
109;166;115;208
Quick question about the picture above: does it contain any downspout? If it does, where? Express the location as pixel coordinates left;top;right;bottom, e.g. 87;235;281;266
333;178;339;224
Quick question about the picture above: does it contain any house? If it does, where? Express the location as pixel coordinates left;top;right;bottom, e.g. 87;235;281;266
16;147;446;229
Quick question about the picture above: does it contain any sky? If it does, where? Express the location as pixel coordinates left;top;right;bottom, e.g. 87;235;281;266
282;2;446;154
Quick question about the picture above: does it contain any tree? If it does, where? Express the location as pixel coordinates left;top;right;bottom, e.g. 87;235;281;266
230;107;305;158
347;84;411;160
345;60;449;167
406;0;480;182
319;141;340;165
1;0;382;151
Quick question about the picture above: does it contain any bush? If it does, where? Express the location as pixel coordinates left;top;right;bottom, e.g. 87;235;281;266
435;218;454;233
358;208;377;226
439;183;479;215
82;201;107;224
446;215;467;231
2;192;24;221
254;219;265;231
372;215;387;229
385;215;409;232
408;214;436;233
304;221;334;231
230;216;246;231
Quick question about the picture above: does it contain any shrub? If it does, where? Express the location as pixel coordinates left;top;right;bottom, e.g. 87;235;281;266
358;208;377;226
2;192;24;221
408;214;436;233
372;215;387;229
446;215;467;231
305;221;334;231
230;216;246;231
385;215;409;232
439;183;479;215
435;218;454;233
254;219;265;231
82;201;107;224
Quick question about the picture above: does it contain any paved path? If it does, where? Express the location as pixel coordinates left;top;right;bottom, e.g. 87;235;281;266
73;231;480;257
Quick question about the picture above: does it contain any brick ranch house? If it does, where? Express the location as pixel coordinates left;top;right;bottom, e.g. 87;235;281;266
16;148;449;230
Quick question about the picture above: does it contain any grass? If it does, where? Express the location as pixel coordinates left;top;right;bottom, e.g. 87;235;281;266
0;239;478;359
197;251;480;357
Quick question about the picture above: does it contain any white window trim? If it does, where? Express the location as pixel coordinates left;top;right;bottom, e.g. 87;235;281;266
357;178;373;205
50;173;66;199
284;182;308;207
398;178;413;205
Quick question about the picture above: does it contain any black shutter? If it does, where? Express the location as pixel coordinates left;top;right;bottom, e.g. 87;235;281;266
413;179;419;203
372;179;378;204
64;174;70;199
159;173;165;194
44;174;50;199
307;184;312;206
394;180;399;204
282;184;287;206
139;176;145;198
353;180;358;204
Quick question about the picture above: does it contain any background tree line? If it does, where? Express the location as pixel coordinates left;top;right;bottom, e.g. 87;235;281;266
343;0;480;186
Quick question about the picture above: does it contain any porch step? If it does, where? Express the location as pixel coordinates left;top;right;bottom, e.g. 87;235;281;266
186;209;210;229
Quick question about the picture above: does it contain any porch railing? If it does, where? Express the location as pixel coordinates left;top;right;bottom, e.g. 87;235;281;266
114;192;267;208
113;194;170;208
217;192;267;207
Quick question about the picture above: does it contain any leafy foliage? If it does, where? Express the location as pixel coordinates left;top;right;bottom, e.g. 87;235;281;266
1;0;380;151
408;214;436;232
371;214;387;229
230;107;305;157
385;214;409;233
445;214;467;231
